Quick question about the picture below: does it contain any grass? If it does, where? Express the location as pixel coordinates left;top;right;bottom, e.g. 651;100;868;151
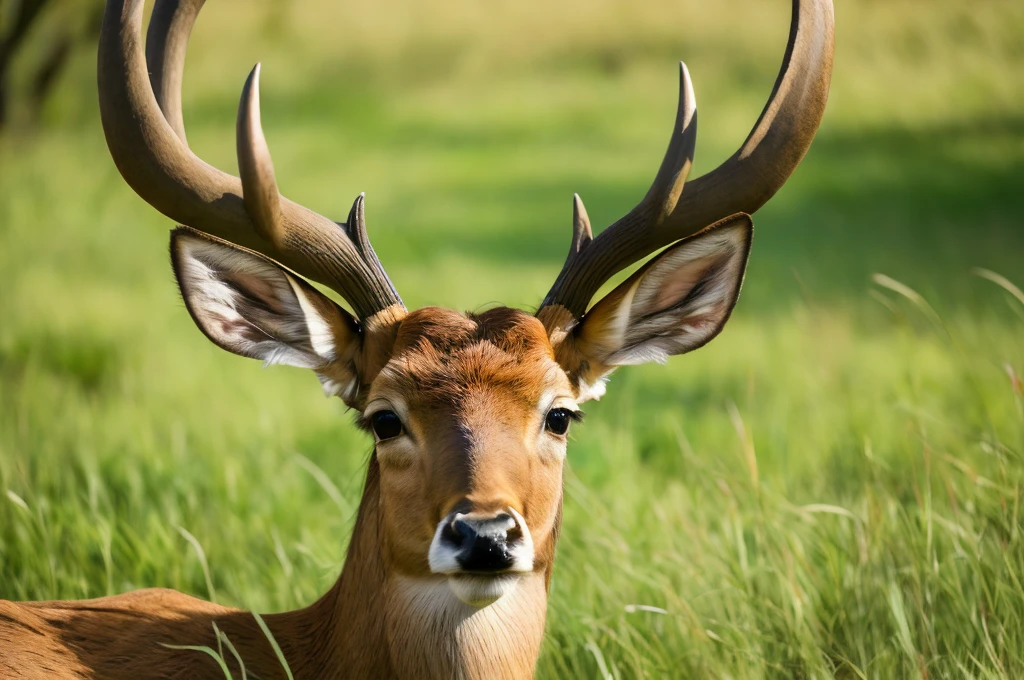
2;0;1024;676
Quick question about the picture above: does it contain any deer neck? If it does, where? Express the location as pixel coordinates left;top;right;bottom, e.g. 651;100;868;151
273;456;552;680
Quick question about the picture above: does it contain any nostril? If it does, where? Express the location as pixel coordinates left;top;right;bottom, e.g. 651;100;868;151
442;517;467;546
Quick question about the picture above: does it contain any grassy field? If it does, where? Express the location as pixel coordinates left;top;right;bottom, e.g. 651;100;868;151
2;0;1024;676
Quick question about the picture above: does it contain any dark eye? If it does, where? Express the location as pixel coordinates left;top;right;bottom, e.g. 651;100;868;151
545;408;575;436
370;410;403;440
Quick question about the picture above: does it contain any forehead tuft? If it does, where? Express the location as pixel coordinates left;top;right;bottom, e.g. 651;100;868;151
393;307;552;359
383;307;560;402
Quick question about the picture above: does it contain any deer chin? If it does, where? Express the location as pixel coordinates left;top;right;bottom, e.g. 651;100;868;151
446;573;522;608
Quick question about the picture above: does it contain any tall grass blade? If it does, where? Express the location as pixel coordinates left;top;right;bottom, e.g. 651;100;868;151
177;526;217;604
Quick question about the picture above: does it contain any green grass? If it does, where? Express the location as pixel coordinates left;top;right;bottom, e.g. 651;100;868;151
2;0;1024;676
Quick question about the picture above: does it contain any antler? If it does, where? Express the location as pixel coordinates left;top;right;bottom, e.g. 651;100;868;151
541;0;835;320
98;0;403;321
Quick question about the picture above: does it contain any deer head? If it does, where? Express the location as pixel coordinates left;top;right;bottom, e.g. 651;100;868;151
99;0;832;615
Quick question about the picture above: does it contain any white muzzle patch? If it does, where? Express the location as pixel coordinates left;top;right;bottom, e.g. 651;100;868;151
428;507;535;608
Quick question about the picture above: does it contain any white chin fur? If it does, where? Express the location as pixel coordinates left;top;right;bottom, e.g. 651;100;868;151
447;574;520;608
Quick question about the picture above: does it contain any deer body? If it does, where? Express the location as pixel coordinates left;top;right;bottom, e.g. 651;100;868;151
1;0;833;676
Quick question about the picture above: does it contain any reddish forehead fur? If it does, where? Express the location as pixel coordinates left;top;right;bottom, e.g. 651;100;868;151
386;307;556;403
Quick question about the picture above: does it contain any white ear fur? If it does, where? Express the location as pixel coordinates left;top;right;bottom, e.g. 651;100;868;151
573;215;752;393
170;229;360;397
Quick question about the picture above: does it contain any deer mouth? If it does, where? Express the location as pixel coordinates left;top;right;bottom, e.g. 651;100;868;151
445;572;523;608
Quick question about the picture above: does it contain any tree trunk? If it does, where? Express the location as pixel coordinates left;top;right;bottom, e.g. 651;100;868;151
0;0;54;130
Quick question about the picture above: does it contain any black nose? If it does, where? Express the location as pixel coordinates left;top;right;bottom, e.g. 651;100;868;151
441;512;520;573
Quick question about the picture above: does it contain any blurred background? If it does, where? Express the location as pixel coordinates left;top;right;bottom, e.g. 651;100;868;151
2;0;1023;676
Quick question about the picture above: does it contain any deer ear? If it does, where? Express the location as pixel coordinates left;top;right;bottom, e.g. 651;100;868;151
568;214;752;401
170;228;364;404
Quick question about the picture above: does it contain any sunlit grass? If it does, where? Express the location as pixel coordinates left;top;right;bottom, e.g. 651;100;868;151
2;0;1024;677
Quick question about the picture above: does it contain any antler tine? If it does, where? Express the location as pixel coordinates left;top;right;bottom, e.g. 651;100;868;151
542;0;834;319
345;193;401;298
99;0;404;321
642;61;699;225
569;193;594;257
237;63;283;244
545;62;697;318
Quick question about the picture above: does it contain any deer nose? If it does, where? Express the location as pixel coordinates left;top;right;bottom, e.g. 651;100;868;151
440;511;521;573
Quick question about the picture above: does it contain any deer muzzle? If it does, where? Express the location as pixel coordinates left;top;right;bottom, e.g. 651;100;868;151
428;507;534;607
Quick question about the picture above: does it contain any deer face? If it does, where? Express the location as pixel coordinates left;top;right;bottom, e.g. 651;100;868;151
170;216;751;608
365;308;572;606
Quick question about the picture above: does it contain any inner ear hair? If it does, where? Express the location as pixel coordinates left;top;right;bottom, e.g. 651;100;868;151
170;227;364;393
565;214;752;395
637;250;733;320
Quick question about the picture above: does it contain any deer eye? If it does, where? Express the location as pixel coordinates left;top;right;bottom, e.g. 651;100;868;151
544;408;575;436
370;410;403;440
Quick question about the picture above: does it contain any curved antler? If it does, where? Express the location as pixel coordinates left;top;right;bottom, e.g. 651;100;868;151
144;0;202;143
541;0;835;320
99;0;404;321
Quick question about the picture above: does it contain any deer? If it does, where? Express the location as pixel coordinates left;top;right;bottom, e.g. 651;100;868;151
0;0;833;677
